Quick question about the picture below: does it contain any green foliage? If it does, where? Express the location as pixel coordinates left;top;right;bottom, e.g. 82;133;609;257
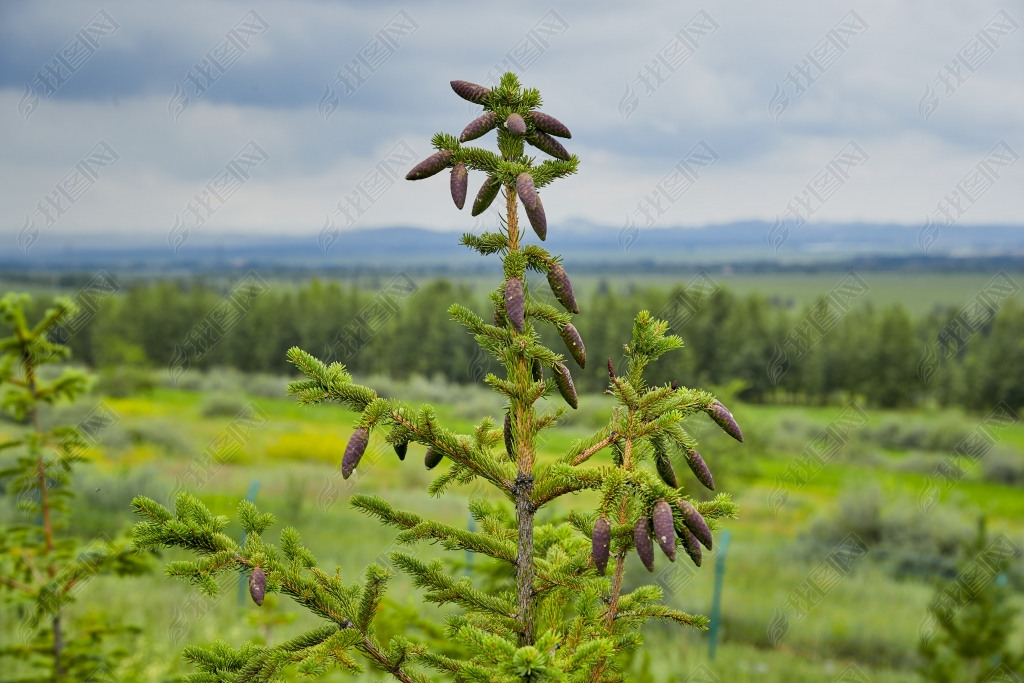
0;293;150;681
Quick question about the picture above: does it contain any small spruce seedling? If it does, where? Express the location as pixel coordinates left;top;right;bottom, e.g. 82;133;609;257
132;72;741;682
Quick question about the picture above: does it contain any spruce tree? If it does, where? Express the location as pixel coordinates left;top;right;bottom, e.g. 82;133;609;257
131;72;741;681
918;519;1023;681
0;293;148;681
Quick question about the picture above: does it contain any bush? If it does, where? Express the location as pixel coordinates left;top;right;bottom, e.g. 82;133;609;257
860;414;972;453
983;448;1024;487
70;466;158;538
199;393;247;418
241;372;291;399
802;484;971;580
93;366;156;398
121;418;193;457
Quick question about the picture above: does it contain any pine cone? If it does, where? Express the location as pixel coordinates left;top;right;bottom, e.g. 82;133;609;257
654;443;678;488
450;80;490;104
553;362;578;409
529;111;572;138
516;172;537;210
424;447;444;469
505;113;526;134
607;358;616;381
684;447;714;490
706;400;743;442
249;567;266;606
523;194;547;241
342;426;368;479
675;524;703;567
406;150;453;180
652;499;676;561
505;277;524;332
450;163;468;210
527;131;570;160
677;499;712;550
504;411;514;460
459;112;498;142
559;323;586;369
393;439;408;461
532;358;543;382
472;176;501;216
634;516;655;572
546;263;579;314
592;517;611;575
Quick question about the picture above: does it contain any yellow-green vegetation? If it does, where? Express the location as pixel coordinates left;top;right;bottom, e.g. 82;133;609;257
3;371;1021;680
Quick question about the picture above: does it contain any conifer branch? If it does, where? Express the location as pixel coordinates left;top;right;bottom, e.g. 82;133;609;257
567;431;616;466
390;552;518;628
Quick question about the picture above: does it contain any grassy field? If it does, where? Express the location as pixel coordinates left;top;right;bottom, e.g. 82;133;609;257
2;371;1023;681
373;270;1024;316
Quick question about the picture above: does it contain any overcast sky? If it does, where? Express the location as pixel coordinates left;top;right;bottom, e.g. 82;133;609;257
0;1;1021;253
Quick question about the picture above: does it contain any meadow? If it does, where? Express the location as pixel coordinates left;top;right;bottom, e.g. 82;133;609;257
2;366;1021;681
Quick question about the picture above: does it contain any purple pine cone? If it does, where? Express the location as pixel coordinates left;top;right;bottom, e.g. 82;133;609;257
504;411;514;460
653;499;676;562
450;80;490;104
607;358;616;381
523;194;547;241
675;524;703;567
592;517;611;575
685;447;715;491
552;360;577;409
707;400;744;442
527;131;570;160
471;176;501;216
424;447;443;469
559;323;586;369
406;150;453;180
634;516;655;572
249;567;266;606
553;362;578;409
546;263;578;314
450;163;468;210
529;111;572;138
505;113;526;134
505;277;524;333
654;444;678;488
342;426;369;479
516;172;537;210
459;112;498;142
677;498;712;550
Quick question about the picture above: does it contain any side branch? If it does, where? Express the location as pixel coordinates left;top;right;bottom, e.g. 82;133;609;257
571;433;615;466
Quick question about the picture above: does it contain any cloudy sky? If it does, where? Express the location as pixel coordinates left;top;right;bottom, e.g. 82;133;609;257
0;1;1021;254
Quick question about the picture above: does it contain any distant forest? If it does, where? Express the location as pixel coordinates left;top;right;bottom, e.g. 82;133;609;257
13;274;1024;412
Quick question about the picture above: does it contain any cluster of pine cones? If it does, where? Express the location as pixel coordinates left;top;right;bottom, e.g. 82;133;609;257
405;79;572;241
593;395;743;572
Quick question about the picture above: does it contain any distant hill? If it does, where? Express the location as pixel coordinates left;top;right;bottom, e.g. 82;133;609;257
1;221;1021;274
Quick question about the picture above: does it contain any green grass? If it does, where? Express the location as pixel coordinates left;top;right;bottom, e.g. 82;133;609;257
3;379;1023;681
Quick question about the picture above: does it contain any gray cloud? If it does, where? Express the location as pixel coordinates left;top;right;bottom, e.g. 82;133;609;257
1;0;1021;248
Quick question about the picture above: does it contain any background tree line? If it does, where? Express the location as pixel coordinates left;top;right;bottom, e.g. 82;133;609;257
10;275;1022;412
